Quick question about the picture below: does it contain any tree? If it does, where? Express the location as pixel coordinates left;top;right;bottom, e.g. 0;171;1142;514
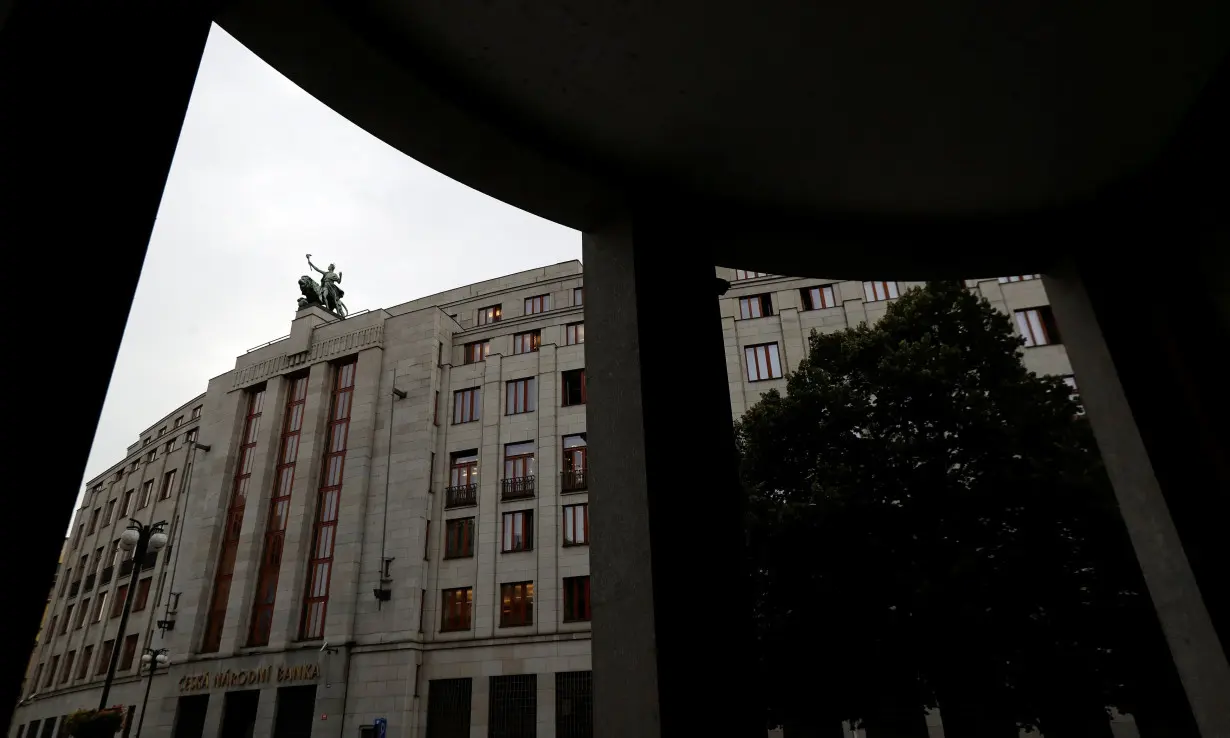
737;281;1151;738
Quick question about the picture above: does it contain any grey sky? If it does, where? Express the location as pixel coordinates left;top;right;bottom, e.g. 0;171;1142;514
74;24;578;513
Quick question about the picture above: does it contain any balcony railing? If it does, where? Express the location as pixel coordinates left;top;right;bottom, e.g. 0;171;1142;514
561;468;588;493
99;566;114;586
68;580;81;598
445;484;478;509
501;475;536;501
83;573;96;593
141;550;158;571
119;559;134;577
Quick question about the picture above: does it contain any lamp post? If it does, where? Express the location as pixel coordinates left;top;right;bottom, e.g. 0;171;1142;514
98;520;168;709
134;647;169;738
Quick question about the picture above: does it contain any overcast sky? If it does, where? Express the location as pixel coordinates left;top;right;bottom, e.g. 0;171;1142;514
73;25;579;514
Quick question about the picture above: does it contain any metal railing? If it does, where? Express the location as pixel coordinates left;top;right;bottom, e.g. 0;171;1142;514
561;469;588;493
501;475;536;501
445;484;478;509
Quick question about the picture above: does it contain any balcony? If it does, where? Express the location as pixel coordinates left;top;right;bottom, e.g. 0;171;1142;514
501;475;536;501
561;468;588;493
119;559;134;577
68;580;81;598
445;484;477;509
99;566;114;586
141;550;158;570
83;573;96;592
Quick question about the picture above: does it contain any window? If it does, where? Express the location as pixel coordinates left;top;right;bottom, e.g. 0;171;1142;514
512;330;541;355
453;388;480;424
73;524;83;549
191;406;202;420
524;294;551;314
47;615;57;637
60;652;75;684
502;511;534;553
423;520;431;560
248;375;308;647
562;435;587;492
61;606;72;634
506;378;536;414
564;322;585;345
202;386;266;652
500;581;534;627
1062;376;1085;416
120;634;138;671
92;593;107;623
92;547;104;574
133;577;151;612
491;674;537;738
556;671;594;738
477;304;502;325
76;599;89;628
802;284;839;310
419;589;426;633
998;274;1041;283
563;576;591;622
87;508;100;535
186;429;198;444
159;469;177;500
76;646;93;680
504;442;535;481
738;294;774;319
45;656;58;687
121;490;135;517
108;540;121;567
438;341;444;366
563;504;589;546
111;584;128;617
145;449;156;464
733;269;768;280
573;287;584;306
61;567;71;595
444;518;475;558
174;415;184;428
745;343;783;381
96;640;114;675
159;426;167;436
103;499;116;525
301;360;356;641
138;480;154;509
166;437;177;453
441;587;473;631
463;341;490;364
561;369;586;406
1015;307;1061;347
30;663;42;696
863;280;900;302
433;390;441;426
450;452;479;489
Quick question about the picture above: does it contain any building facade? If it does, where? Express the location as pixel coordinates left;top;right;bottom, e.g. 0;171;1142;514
13;263;1126;738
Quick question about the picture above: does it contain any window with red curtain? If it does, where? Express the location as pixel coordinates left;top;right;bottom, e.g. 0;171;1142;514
201;386;266;652
300;358;357;640
120;634;138;671
248;374;308;646
441;587;473;631
563;576;591;622
111;584;128;618
500;581;534;626
444;518;475;558
133;578;151;611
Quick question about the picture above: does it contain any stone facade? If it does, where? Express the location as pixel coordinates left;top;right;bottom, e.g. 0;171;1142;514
12;263;1124;738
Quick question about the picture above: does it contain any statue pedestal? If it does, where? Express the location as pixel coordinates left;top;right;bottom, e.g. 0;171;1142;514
287;305;335;356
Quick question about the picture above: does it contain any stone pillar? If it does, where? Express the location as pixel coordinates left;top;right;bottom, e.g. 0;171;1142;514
0;0;214;709
1044;254;1230;738
583;221;760;738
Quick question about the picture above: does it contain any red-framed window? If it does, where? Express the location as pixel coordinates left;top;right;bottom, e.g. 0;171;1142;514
159;469;177;500
998;274;1040;283
441;587;473;631
733;269;768;280
201;386;265;652
563;504;589;546
138;479;154;508
450;452;478;488
301;358;357;641
453;388;480;424
738;294;774;319
477;305;502;325
133;577;151;612
1015;307;1061;347
513;330;541;355
862;280;900;302
120;634;138;671
500;581;534;627
506;378;536;414
504;442;535;480
502;510;534;553
802;284;839;310
563;576;591;622
565;322;585;345
745;343;783;381
444;518;475;558
248;374;308;646
562;369;586;406
563;434;586;473
524;294;551;314
111;584;128;617
573;287;584;306
96;641;113;675
463;341;490;364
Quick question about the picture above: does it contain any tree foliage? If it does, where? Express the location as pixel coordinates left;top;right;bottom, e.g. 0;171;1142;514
737;282;1149;736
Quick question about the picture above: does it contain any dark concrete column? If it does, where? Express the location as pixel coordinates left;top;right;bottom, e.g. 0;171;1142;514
0;0;215;723
1044;250;1230;738
584;220;760;738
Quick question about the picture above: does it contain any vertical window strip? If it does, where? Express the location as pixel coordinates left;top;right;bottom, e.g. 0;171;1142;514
247;374;308;646
201;386;265;652
300;359;357;640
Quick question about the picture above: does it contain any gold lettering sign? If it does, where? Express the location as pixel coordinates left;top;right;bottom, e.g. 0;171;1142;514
179;663;319;692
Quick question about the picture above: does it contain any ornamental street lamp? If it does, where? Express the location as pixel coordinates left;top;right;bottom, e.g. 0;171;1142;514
134;647;169;738
98;520;168;709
